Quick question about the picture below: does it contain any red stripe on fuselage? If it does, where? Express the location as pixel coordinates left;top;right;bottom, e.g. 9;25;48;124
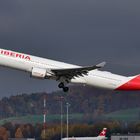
116;75;140;90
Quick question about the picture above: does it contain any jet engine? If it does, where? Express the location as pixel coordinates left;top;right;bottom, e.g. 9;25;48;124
31;67;47;79
31;67;54;79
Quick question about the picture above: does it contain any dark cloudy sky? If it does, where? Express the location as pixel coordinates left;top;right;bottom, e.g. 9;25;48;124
0;0;140;97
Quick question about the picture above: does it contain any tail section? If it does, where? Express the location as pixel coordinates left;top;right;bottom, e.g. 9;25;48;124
116;75;140;90
98;128;107;139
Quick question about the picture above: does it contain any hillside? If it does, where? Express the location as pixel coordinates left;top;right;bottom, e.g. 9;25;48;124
1;107;140;124
103;108;140;121
0;85;140;123
0;114;84;125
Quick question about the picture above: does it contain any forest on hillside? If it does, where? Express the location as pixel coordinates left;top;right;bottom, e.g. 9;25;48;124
0;86;140;120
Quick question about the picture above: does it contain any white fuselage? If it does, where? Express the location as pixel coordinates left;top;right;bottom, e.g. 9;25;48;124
62;136;106;140
0;48;138;90
61;128;107;140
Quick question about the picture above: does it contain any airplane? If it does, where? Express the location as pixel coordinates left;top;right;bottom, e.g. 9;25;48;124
61;128;107;140
0;48;140;92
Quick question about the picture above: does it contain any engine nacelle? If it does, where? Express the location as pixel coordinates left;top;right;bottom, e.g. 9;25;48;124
31;67;47;79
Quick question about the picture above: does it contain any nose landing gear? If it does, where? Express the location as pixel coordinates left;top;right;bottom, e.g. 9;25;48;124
63;87;69;92
58;82;69;92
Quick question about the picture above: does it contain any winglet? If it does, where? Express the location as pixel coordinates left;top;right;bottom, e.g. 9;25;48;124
96;61;106;68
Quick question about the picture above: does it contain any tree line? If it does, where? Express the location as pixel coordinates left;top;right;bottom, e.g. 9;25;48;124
0;121;140;140
0;86;140;119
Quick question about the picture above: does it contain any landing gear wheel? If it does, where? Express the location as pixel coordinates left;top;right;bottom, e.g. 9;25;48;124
58;82;69;92
63;87;69;92
58;82;64;88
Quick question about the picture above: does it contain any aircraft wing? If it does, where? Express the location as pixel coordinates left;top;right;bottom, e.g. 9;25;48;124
52;62;106;80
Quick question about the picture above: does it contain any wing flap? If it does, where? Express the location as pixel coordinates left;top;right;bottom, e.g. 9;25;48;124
52;62;106;80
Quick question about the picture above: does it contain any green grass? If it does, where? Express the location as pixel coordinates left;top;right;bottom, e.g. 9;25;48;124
1;108;140;125
0;114;84;125
103;108;140;121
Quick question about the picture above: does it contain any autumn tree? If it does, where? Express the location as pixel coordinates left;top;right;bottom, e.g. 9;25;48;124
15;127;23;138
0;127;9;140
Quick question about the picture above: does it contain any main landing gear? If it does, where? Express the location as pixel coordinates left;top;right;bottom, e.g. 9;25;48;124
58;82;69;92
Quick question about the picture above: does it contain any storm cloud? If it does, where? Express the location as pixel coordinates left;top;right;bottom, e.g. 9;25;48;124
0;0;140;97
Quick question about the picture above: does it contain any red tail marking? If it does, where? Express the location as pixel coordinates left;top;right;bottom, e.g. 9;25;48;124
116;75;140;90
99;128;107;136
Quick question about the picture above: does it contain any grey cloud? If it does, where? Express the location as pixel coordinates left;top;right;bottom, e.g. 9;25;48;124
0;0;140;97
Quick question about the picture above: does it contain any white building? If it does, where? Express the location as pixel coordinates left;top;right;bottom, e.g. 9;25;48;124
111;134;140;140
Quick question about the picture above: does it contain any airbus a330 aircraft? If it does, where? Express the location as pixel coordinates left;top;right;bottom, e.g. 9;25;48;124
62;128;107;140
0;48;140;92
